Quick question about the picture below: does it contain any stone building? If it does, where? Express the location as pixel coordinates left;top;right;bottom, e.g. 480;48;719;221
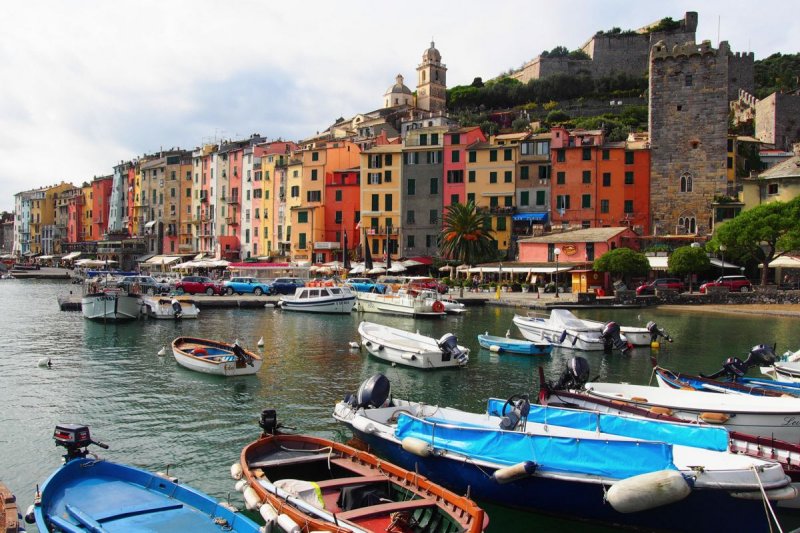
416;41;447;113
755;92;800;151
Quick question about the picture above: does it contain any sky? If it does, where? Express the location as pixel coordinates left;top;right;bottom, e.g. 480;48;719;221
1;0;797;212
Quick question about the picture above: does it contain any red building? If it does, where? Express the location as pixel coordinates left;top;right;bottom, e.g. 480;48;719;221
324;168;361;263
66;190;84;244
550;127;650;234
443;127;486;208
91;176;113;241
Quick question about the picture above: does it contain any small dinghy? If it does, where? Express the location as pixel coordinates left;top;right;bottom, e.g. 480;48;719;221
234;409;487;533
33;424;260;533
358;321;469;369
172;337;263;376
477;332;552;355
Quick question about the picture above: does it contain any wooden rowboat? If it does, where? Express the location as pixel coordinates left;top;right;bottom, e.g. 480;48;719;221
172;337;262;376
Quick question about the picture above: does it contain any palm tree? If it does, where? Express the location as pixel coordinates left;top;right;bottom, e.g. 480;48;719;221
439;201;495;266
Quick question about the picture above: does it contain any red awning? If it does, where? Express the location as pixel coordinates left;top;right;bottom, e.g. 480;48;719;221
406;256;433;265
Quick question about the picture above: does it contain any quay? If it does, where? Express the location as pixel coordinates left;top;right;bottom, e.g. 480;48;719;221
0;482;19;533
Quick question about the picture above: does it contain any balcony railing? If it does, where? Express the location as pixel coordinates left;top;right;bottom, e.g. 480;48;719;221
226;196;240;205
225;217;239;225
365;226;399;235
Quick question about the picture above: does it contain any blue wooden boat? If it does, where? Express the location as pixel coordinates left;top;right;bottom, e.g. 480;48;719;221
477;332;552;355
33;424;260;533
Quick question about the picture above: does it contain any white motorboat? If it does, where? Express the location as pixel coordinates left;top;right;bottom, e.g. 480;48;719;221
355;290;446;317
761;348;800;382
357;321;468;369
140;295;199;319
417;289;466;314
278;285;355;314
172;337;262;376
81;288;141;322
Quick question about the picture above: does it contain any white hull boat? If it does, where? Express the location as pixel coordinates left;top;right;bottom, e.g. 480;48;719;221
172;337;263;376
141;295;199;319
355;291;446;317
278;285;355;314
357;321;468;369
81;289;141;322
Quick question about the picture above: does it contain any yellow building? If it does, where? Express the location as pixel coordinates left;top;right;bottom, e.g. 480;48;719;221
28;182;72;254
360;144;403;259
286;158;304;261
741;149;800;207
465;139;517;253
81;183;93;241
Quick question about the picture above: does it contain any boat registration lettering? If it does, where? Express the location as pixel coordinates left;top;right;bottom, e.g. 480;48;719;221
96;295;116;301
782;416;800;427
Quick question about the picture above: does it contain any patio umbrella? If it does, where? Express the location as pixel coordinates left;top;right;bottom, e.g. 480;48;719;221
349;263;365;275
363;229;373;271
402;259;424;267
388;263;406;273
309;265;319;272
367;267;386;275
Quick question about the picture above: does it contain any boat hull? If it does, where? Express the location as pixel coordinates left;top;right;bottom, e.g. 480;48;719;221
172;337;263;376
358;322;468;369
141;296;199;319
477;334;552;355
513;315;604;351
355;292;445;317
81;293;141;322
279;296;355;314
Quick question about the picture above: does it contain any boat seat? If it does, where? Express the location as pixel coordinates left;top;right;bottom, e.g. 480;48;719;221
315;475;388;490
335;497;438;520
248;452;337;469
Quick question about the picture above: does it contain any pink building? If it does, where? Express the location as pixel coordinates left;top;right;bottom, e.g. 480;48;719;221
443;127;485;208
518;226;639;264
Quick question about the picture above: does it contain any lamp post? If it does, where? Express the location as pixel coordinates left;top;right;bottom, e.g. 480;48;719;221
554;247;561;299
719;244;726;279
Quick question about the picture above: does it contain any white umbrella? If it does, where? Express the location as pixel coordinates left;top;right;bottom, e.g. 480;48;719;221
308;265;320;272
388;263;407;273
317;267;333;275
367;267;386;275
349;264;365;275
401;259;424;267
438;265;455;272
323;260;344;268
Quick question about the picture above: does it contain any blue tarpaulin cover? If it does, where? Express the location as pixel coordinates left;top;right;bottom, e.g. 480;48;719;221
395;414;675;479
512;212;548;222
486;399;729;452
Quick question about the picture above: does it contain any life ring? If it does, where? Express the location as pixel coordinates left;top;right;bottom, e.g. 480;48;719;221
432;300;445;313
193;348;208;356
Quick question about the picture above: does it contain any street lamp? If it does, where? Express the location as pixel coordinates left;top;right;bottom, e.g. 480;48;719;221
719;244;726;279
554;247;561;299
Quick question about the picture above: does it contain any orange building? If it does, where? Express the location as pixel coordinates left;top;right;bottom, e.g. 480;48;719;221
91;175;113;241
550;127;650;234
323;168;361;263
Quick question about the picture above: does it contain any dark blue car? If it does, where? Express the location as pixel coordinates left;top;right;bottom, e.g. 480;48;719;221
269;277;306;295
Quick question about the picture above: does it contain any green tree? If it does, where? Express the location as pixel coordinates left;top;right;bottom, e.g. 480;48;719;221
667;246;711;292
709;197;800;286
593;247;650;287
439;201;495;266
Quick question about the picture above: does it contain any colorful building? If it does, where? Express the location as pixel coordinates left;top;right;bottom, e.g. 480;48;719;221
360;144;403;260
90;176;113;245
325;168;361;263
443;127;486;209
402;127;446;258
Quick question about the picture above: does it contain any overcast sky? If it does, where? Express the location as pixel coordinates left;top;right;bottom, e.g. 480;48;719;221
1;0;796;212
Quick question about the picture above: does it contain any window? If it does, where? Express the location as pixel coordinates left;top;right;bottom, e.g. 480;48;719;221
426;151;441;164
767;183;779;195
538;165;549;179
385;154;393;166
429;209;438;224
556;171;565;185
368;173;382;185
430;178;439;194
556;195;570;209
407;178;416;195
290;185;299;197
680;173;693;193
582;194;591;208
536;190;546;206
385;194;393;211
600;199;609;213
451;150;460;163
467;193;475;204
369;154;382;168
727;157;733;169
371;194;379;211
405;152;419;165
504;148;513;161
468;151;476;163
407;235;415;248
500;170;511;183
582;148;591;161
490;196;499;207
621;151;633;165
727;138;734;152
419;133;428;146
520;165;529;180
406;210;415;224
489;172;497;184
311;169;318;180
298;233;306;249
490;150;497;162
451;133;461;145
306;190;321;202
520;191;530;206
384;170;392;182
450;194;459;204
624;200;634;214
685;74;693;87
556;149;565;162
312;151;319;161
624;171;634;185
468;170;476;182
504;195;513;207
335;211;342;223
602;149;610;160
426;235;435;248
431;133;439;145
602;172;611;187
447;170;463;183
335;190;342;201
582;170;591;184
297;211;308;223
496;216;506;231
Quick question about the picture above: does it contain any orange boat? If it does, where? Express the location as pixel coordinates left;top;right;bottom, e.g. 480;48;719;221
235;410;487;533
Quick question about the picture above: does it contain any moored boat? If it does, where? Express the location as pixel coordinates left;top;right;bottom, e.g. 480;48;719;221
141;295;200;319
278;285;355;314
233;409;487;533
81;287;141;322
358;321;468;369
172;337;262;376
354;290;446;317
33;424;260;533
477;332;552;355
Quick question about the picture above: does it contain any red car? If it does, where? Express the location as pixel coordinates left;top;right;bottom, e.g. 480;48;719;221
175;275;225;295
699;275;753;293
407;277;448;294
635;278;685;295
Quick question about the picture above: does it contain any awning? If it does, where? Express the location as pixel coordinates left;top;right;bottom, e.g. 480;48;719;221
466;266;572;273
146;255;182;265
767;256;800;268
62;251;82;261
38;255;54;260
513;212;548;222
144;221;157;228
647;256;669;271
136;253;157;262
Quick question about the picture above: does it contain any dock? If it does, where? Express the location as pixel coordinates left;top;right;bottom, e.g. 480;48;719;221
0;482;20;533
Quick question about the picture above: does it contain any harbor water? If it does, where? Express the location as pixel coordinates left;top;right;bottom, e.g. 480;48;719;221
2;279;799;532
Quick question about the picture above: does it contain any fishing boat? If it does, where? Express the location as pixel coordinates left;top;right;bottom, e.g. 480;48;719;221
278;285;355;314
761;347;800;380
334;374;793;533
140;295;200;319
171;337;262;376
358;321;468;369
33;423;260;533
233;409;487;533
354;290;446;317
81;287;141;322
477;332;552;355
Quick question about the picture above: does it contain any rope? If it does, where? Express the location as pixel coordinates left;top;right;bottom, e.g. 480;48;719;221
751;465;782;533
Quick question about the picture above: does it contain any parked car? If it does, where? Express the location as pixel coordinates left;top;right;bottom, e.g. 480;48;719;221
404;276;448;294
223;277;273;296
635;278;685;295
269;277;306;295
699;275;753;293
117;275;171;295
175;275;225;295
345;277;387;293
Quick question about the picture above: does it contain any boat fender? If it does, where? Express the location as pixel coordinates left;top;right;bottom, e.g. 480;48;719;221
649;406;674;416
230;462;243;480
24;505;35;524
492;461;537;484
276;513;301;533
351;416;377;435
731;485;798;501
219;501;239;513
489;345;501;353
243;485;262;510
400;352;417;361
258;503;279;526
401;436;432;457
699;412;730;424
630;397;648;403
234;479;248;492
606;470;691;513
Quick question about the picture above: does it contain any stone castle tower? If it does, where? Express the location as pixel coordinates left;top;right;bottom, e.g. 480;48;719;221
648;40;753;237
416;41;447;112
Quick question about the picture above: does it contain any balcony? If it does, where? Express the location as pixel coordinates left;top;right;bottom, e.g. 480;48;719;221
365;226;399;235
225;217;239;226
477;206;517;216
226;196;240;205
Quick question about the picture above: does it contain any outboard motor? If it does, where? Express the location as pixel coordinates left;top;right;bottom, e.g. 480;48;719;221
703;344;777;380
171;299;183;318
349;373;391;409
53;424;108;461
259;409;278;435
499;395;531;431
552;356;591;390
232;342;253;366
600;322;632;354
646;321;673;343
437;333;469;365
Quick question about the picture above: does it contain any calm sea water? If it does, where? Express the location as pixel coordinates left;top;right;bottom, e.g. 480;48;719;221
2;280;799;532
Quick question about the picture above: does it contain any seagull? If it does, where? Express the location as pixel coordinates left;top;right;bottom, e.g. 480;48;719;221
257;336;264;347
37;357;52;368
157;346;167;356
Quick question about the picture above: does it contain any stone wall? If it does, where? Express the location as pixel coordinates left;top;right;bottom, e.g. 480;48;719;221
756;92;800;150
